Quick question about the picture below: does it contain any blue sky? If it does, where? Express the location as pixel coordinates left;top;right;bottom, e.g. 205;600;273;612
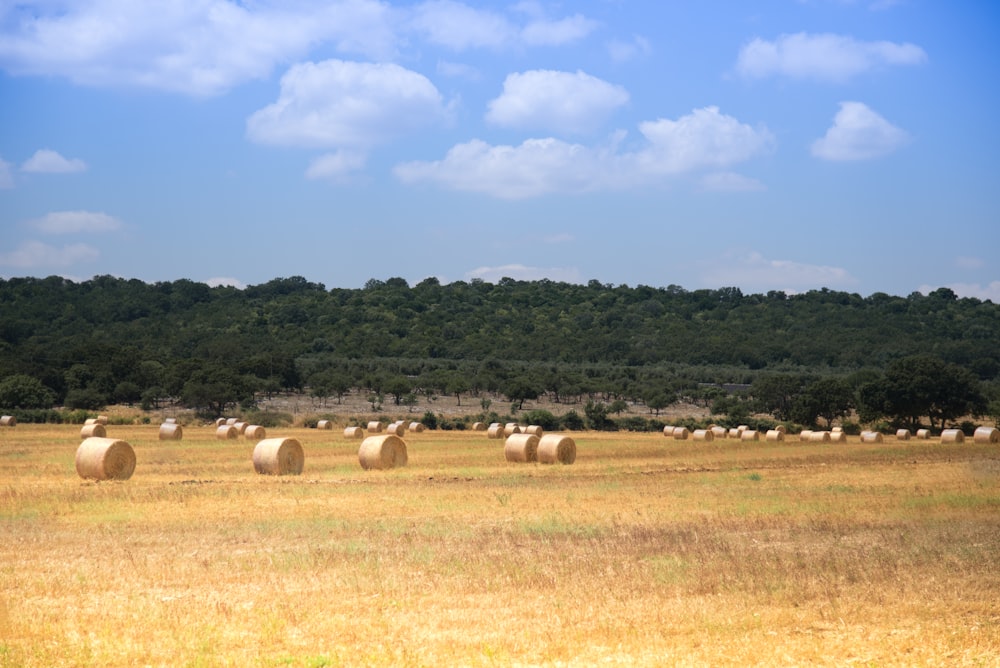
1;1;998;299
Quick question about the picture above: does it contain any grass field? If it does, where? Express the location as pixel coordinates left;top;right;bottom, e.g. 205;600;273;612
1;423;998;666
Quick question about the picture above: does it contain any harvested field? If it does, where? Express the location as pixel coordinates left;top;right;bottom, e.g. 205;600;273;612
1;424;998;666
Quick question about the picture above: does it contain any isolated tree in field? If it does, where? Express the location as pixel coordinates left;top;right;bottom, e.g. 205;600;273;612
0;374;55;409
752;374;805;421
791;377;854;428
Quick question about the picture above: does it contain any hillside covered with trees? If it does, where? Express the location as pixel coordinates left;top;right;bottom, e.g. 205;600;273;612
1;275;997;430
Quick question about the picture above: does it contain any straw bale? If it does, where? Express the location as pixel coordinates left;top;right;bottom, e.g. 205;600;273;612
524;425;544;436
84;418;98;425
75;437;136;481
96;415;108;425
409;422;426;433
80;423;106;439
216;425;238;440
830;431;847;443
692;429;714;442
662;426;675;438
226;418;238;425
472;422;486;431
973;426;999;444
774;425;787;434
164;418;177;424
158;423;183;440
672;427;690;440
504;423;522;437
916;429;931;440
737;425;749;433
253;437;304;475
385;422;405;436
860;431;883;443
711;426;728;439
537;434;576;465
343;426;364;439
765;429;784;442
233;421;248;434
831;426;843;433
244;425;266;440
317;419;332;430
740;429;759;442
504;433;539;463
941;429;964;444
799;430;813;442
727;428;741;439
367;421;384;433
358;434;408;470
0;415;15;427
896;429;911;441
215;418;227;427
808;431;831;443
487;424;506;439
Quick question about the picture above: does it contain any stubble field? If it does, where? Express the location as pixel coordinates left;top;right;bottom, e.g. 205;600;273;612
1;423;998;667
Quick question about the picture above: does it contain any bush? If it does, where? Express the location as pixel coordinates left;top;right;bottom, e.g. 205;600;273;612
559;410;585;431
521;409;559;431
421;411;439;430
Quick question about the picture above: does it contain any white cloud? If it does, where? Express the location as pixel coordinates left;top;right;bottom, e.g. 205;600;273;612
521;14;598;46
736;32;926;82
698;172;766;192
409;1;514;50
0;157;13;189
21;149;88;173
29;210;122;234
0;240;100;269
698;250;859;293
466;263;581;283
305;150;368;181
246;59;451;149
205;276;246;289
486;70;629;134
919;282;1000;303
811;101;909;160
397;106;773;198
608;35;652;64
0;1;396;96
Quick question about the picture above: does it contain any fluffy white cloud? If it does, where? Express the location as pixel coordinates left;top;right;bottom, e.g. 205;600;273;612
486;70;629;134
811;101;909;160
21;149;88;173
0;240;100;269
409;1;514;50
0;0;396;96
29;210;122;234
0;157;13;189
247;59;451;148
699;250;859;294
305;150;368;181
520;14;597;46
466;263;581;283
396;107;772;198
736;32;926;82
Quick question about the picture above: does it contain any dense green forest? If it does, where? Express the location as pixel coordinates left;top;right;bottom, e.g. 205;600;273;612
1;275;998;430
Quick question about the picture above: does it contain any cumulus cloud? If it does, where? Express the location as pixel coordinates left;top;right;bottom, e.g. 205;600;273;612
0;240;100;269
466;263;582;283
699;250;859;294
29;210;122;234
409;1;514;50
811;101;909;160
305;150;368;181
246;59;451;149
486;70;629;134
520;14;598;46
21;149;87;173
736;32;926;82
0;0;396;96
396;106;773;198
0;157;13;189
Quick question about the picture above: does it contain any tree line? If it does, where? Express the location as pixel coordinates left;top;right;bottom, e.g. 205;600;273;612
1;275;997;430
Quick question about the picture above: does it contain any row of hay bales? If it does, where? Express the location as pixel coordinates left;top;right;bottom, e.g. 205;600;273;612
339;421;427;440
503;432;576;464
485;422;544;439
664;424;786;442
663;424;1000;445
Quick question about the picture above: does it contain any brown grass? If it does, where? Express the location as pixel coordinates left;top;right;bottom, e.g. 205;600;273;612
1;424;998;666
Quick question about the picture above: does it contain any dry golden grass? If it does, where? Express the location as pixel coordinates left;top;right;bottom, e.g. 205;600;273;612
1;424;998;667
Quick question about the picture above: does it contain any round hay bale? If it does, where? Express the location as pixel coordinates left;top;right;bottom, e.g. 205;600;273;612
253;438;304;475
537;434;576;465
487;424;506;439
808;431;831;443
385;422;405;436
727;428;741;439
164;417;177;424
765;429;784;442
225;417;238;425
343;426;364;439
896;429;911;441
662;426;675;438
941;429;964;444
244;425;266;440
504;433;539;463
830;431;847;443
860;430;883;443
75;437;136;481
317;419;333;430
158;423;183;441
84;418;98;425
0;415;16;427
233;421;248;434
737;425;749;433
504;423;521;437
358;434;408;470
831;426;843;433
80;423;106;439
799;430;813;442
96;415;108;425
774;424;788;434
973;426;999;444
367;421;384;433
672;427;690;440
216;425;238;440
215;418;227;427
740;429;759;442
692;429;713;442
524;425;543;436
472;422;486;431
711;426;728;439
916;429;931;440
409;422;426;433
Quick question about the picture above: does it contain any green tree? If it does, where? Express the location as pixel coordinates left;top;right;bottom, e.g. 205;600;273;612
0;374;56;409
752;374;805;421
791;377;854;428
